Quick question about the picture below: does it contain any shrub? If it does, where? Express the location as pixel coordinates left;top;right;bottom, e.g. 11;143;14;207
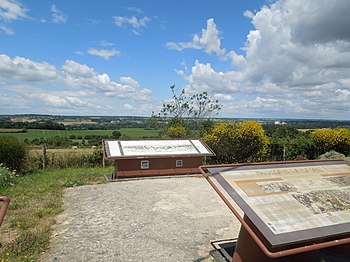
312;128;350;156
318;150;346;160
204;121;269;163
0;163;17;188
0;136;27;172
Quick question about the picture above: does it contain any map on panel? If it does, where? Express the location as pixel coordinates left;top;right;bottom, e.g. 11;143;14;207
218;163;350;235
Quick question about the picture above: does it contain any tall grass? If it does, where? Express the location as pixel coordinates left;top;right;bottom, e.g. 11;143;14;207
25;148;112;171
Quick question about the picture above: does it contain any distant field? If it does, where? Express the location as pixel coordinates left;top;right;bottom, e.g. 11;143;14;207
0;128;23;133
0;128;161;140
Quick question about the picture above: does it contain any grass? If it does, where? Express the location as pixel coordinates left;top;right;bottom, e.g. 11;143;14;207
0;129;23;133
0;128;161;141
0;167;112;261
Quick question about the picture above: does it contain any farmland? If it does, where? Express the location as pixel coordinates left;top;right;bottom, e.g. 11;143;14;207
0;128;161;141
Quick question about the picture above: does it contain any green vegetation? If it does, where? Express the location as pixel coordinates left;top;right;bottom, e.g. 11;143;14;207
0;164;17;188
312;128;350;156
25;148;108;171
203;121;269;163
0;167;112;261
0;136;27;172
0;128;160;141
266;125;316;161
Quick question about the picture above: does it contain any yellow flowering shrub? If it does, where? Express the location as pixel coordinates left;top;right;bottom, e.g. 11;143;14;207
312;128;350;155
204;121;269;163
162;126;188;138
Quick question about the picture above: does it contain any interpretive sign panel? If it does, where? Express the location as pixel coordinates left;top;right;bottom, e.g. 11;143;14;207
104;139;214;158
207;160;350;248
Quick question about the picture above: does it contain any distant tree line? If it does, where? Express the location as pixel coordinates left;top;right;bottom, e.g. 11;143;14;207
0;120;65;130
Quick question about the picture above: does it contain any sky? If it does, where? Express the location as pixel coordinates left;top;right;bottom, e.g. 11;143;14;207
1;0;350;120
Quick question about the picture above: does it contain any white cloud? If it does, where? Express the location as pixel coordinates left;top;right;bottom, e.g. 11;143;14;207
0;54;57;81
0;0;28;34
0;0;27;20
123;103;134;110
0;54;153;114
184;60;240;94
166;18;226;57
99;41;114;47
113;15;151;35
119;76;139;88
174;0;350;119
88;48;120;60
127;7;142;14
51;4;67;24
0;23;13;34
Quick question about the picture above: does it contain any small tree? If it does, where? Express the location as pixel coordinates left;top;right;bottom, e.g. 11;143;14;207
112;130;122;139
160;85;222;129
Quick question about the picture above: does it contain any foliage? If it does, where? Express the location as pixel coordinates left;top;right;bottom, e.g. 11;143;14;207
1;128;161;143
312;128;350;156
162;126;189;139
0;167;111;261
111;130;121;139
266;125;316;161
0;120;65;130
0;136;27;172
160;85;222;124
0;163;17;188
204;121;269;163
318;150;346;160
148;111;160;129
160;116;191;138
24;148;109;171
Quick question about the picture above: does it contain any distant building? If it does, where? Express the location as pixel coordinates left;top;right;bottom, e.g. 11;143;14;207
103;139;215;178
274;121;287;125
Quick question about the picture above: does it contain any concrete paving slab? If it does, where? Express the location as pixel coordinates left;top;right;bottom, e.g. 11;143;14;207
41;176;240;262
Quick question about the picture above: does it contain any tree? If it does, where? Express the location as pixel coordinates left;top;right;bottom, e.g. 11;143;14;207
112;130;122;139
148;111;159;129
160;85;222;127
203;121;269;163
266;125;315;161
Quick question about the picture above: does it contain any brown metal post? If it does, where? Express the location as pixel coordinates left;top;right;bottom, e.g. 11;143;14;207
0;196;10;227
233;216;272;262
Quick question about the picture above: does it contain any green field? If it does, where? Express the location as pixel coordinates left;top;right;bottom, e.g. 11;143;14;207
0;128;161;140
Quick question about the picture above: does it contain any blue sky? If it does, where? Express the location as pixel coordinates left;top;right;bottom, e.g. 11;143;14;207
1;0;350;119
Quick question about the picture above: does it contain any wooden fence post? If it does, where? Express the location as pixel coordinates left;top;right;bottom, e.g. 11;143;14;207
42;144;47;169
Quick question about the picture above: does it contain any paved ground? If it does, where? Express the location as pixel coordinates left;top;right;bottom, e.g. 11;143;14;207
41;176;240;262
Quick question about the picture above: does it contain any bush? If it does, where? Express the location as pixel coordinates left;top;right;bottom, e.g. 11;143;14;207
0;136;27;172
318;150;346;160
204;121;269;163
0;163;17;188
312;128;350;156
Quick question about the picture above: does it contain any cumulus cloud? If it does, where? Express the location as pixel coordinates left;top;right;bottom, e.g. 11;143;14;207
175;0;350;119
0;0;28;34
0;54;57;81
113;15;150;35
0;54;153;114
51;4;67;24
88;48;120;60
166;18;226;57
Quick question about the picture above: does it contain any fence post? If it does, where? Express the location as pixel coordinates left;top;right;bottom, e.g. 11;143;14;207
42;144;47;169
